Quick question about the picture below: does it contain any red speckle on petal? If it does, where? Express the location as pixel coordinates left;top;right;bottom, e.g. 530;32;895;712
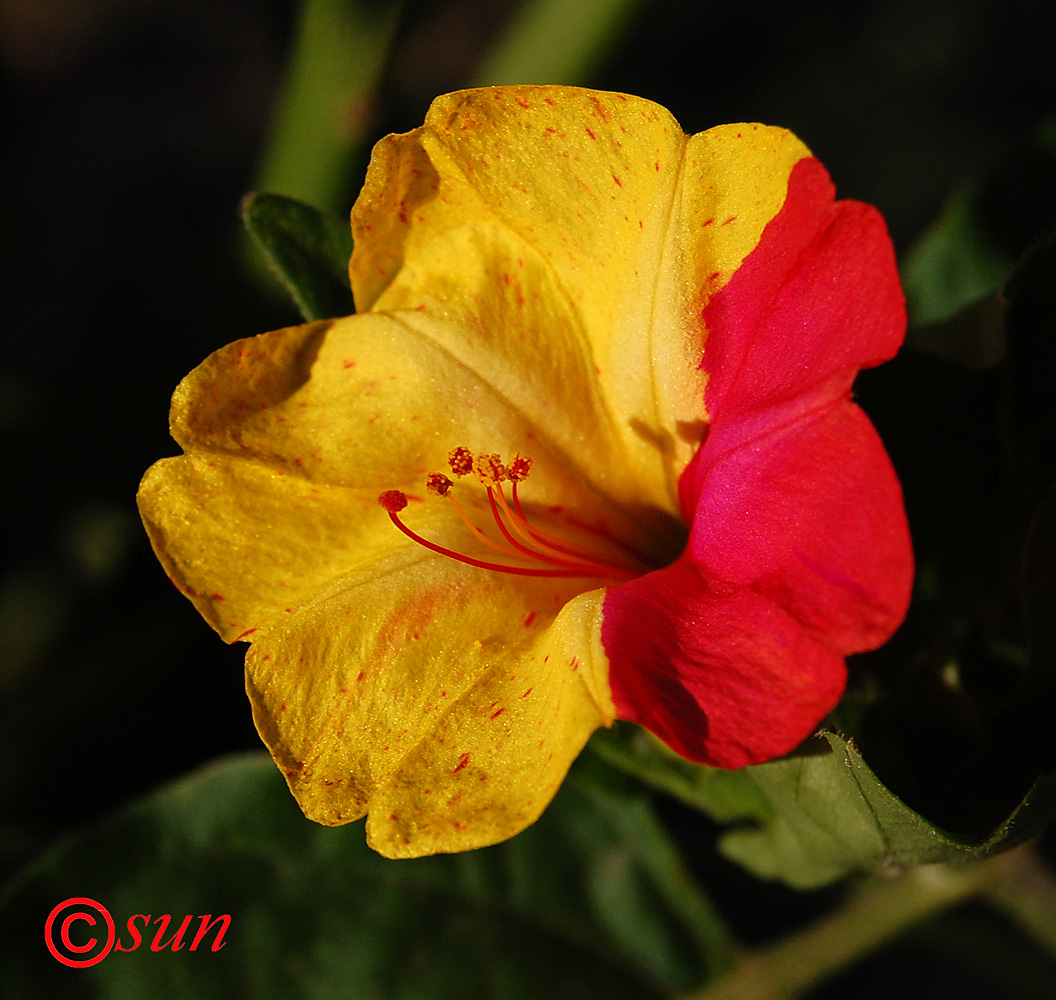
612;174;622;187
211;593;225;601
585;126;596;140
491;707;506;720
521;688;533;699
524;611;537;627
453;752;470;773
570;656;580;671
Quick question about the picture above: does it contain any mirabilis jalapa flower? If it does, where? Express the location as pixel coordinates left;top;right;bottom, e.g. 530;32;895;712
138;86;912;858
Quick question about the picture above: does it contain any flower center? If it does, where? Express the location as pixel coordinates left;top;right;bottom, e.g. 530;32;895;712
378;446;645;580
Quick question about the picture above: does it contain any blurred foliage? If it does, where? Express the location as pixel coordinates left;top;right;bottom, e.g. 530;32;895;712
0;753;733;998
472;0;639;86
782;117;1056;878
254;0;402;214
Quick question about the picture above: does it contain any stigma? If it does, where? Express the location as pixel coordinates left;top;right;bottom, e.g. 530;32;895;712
378;448;641;580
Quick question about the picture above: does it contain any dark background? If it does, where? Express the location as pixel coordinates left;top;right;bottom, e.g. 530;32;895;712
2;0;1055;994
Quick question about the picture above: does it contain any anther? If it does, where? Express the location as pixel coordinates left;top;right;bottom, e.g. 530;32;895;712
448;446;474;477
473;452;507;486
426;473;453;497
507;453;532;482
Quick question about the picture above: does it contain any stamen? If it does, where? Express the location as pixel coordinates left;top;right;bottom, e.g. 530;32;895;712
507;480;620;564
378;449;641;580
378;491;614;578
484;485;631;576
447;490;525;557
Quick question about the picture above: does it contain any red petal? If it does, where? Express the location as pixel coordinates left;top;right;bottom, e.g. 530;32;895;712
602;562;847;767
602;159;912;767
701;157;905;425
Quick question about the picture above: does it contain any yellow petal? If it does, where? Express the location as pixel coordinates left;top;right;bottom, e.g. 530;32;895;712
140;291;679;642
245;550;614;857
138;306;627;855
351;86;809;507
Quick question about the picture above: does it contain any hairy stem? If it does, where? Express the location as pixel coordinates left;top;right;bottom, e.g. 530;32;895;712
680;856;1005;1000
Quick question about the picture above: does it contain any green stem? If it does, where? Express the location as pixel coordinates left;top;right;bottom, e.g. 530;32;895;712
255;0;401;213
472;0;640;87
983;843;1056;958
680;859;999;1000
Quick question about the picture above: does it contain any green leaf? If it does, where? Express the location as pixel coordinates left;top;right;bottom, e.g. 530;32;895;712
0;753;733;999
591;726;1056;891
1001;233;1056;759
242;192;355;321
901;187;1013;329
902;118;1056;345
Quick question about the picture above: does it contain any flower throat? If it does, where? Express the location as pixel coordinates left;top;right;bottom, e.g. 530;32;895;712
378;447;641;580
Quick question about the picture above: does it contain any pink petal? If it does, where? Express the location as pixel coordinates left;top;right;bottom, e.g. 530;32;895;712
683;399;912;654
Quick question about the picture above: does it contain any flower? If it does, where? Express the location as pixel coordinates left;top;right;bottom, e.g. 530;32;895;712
138;86;912;858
